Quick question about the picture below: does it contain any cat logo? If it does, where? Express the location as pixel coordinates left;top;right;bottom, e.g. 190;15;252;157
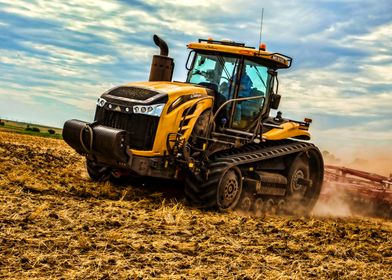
115;106;121;112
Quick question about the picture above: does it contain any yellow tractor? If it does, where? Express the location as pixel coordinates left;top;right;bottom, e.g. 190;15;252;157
63;35;323;214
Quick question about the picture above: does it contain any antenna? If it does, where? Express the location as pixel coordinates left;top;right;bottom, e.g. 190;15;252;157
258;8;264;50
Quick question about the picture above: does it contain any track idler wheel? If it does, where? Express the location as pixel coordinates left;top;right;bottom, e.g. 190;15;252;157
286;150;324;215
184;164;244;211
217;167;243;210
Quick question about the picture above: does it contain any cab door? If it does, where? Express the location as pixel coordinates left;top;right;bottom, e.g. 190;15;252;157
231;59;270;130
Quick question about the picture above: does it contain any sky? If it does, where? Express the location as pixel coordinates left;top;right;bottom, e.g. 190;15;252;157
0;0;391;162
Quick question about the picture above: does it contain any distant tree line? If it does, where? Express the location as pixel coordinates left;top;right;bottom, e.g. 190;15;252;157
25;124;40;132
0;119;58;136
24;124;57;135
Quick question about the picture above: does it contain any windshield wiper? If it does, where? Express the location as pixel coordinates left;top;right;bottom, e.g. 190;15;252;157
253;65;266;88
217;55;231;81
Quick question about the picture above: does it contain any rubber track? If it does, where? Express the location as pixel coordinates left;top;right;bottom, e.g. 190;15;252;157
210;140;315;167
185;140;317;209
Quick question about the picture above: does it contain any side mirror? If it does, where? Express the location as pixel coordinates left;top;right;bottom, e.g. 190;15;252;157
270;94;281;110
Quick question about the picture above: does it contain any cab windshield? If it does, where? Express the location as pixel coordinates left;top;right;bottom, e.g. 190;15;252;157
187;52;271;129
186;53;239;100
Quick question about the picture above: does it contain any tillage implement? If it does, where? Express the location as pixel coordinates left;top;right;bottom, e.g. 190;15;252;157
63;35;324;214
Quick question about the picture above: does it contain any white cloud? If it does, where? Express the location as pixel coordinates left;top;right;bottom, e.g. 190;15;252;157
22;42;116;65
279;19;392;119
0;0;120;21
143;0;219;7
312;118;392;161
350;23;392;42
0;0;391;156
0;49;86;77
280;68;392;118
0;77;107;111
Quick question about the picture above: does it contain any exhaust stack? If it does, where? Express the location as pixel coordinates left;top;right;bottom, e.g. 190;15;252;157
149;34;174;82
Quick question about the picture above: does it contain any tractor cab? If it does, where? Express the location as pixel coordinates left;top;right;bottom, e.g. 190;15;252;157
186;39;291;135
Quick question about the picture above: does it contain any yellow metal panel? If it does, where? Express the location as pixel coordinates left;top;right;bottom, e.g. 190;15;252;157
123;81;207;96
187;42;290;68
263;122;310;141
126;82;213;157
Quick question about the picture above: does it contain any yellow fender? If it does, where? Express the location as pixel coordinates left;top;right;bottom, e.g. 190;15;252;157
263;122;310;141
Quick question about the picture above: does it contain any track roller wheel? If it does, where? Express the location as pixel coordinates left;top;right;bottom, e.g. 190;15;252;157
254;198;264;215
277;199;286;214
266;199;277;214
238;194;253;212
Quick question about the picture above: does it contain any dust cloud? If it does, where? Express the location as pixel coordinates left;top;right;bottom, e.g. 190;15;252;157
314;150;392;218
323;149;392;177
313;183;353;217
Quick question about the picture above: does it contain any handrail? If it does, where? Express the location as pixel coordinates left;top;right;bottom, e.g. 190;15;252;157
208;95;266;138
211;95;265;124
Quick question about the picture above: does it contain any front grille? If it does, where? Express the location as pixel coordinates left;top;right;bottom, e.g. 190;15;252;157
96;108;159;150
109;87;159;101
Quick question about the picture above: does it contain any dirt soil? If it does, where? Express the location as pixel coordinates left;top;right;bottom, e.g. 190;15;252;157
0;131;391;279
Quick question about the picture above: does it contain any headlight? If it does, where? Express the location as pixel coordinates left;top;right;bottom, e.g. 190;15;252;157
133;104;165;117
96;97;107;107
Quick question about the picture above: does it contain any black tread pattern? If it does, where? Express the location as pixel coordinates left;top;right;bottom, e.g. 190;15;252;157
185;162;229;209
184;140;321;211
212;140;315;165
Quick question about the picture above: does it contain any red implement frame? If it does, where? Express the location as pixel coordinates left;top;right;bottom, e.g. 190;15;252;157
321;165;392;218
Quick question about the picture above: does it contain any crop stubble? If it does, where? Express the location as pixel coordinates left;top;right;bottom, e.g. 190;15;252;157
0;131;391;279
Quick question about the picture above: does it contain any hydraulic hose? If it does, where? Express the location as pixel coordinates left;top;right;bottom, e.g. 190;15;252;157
80;124;94;155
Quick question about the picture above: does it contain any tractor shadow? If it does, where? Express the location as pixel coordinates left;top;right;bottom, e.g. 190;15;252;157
72;175;188;208
112;176;186;201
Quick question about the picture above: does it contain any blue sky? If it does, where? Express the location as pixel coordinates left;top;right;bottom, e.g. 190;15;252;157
0;0;391;161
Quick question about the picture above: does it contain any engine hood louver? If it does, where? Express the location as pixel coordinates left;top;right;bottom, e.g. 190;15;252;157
102;86;168;105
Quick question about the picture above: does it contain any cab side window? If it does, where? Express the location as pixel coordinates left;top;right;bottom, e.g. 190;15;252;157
233;60;268;129
218;57;238;100
188;55;217;84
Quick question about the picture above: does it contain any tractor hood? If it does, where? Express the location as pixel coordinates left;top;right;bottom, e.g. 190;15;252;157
123;81;210;99
99;81;211;107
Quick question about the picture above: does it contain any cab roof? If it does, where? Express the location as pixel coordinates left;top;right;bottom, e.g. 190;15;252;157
187;39;292;69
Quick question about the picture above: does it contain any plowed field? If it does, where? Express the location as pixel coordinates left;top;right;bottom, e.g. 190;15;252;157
0;131;391;279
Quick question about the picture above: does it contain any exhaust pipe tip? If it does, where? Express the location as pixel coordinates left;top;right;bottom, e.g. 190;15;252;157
153;34;169;56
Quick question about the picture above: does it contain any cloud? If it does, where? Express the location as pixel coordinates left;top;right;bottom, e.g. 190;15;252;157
0;0;391;163
0;48;92;78
280;65;392;118
23;42;116;65
279;20;392;119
